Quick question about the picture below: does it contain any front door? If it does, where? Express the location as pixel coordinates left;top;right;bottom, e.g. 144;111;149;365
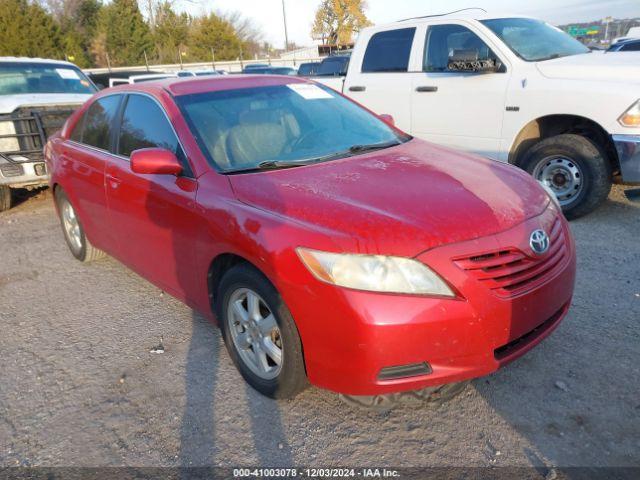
104;93;199;302
410;22;511;159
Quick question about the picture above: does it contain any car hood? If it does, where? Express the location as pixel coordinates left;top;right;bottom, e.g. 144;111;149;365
536;52;640;83
229;140;548;257
0;93;92;114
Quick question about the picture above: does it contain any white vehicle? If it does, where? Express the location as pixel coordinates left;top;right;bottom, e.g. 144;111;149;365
0;57;96;211
613;26;640;45
108;73;177;87
176;69;222;77
314;11;640;218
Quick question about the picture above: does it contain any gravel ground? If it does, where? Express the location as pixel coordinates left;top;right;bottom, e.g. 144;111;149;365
0;186;638;470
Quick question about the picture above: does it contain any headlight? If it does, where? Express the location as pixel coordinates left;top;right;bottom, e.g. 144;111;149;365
619;100;640;127
540;182;561;210
296;248;455;296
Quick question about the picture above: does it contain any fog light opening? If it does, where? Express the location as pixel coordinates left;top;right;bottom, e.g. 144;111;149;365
377;362;432;381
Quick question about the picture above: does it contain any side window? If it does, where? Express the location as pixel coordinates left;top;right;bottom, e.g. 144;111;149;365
424;24;499;72
82;96;121;150
622;43;640;52
362;28;416;73
69;112;84;142
117;94;191;175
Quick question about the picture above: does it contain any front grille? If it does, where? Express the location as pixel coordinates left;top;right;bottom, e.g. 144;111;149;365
0;163;24;177
453;217;568;297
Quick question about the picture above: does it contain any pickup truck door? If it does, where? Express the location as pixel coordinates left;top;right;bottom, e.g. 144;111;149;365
342;27;423;133
104;93;200;303
409;22;511;160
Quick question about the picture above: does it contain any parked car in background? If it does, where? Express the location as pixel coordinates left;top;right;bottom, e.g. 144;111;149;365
176;70;222;77
245;67;298;76
607;39;640;52
87;70;167;90
242;64;270;73
297;62;321;76
0;57;96;211
46;75;575;405
314;12;640;219
107;73;177;87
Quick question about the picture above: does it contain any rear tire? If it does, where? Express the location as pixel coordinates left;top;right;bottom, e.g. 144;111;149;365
0;185;11;212
521;134;612;220
216;263;308;399
54;188;105;262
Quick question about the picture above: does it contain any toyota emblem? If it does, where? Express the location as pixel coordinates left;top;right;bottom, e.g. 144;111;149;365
530;229;550;255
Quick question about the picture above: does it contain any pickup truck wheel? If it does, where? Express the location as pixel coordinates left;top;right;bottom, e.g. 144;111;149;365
54;188;105;262
217;263;308;399
0;185;11;212
521;134;612;220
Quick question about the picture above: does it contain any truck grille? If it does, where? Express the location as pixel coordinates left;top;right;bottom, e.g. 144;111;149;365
453;217;567;297
0;105;79;163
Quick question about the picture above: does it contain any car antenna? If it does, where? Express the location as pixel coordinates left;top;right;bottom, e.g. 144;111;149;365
399;7;488;22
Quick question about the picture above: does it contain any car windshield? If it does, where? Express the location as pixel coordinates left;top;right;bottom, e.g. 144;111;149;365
481;18;590;61
0;62;96;96
177;83;408;173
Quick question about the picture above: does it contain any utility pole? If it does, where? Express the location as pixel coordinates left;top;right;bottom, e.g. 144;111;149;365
282;0;290;51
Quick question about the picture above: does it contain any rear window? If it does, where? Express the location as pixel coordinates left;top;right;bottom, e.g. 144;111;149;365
317;57;350;76
362;28;416;73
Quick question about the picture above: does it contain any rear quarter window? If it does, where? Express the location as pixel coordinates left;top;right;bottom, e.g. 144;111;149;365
362;28;416;73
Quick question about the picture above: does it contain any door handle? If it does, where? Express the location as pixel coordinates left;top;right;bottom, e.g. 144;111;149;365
416;86;438;93
106;175;122;190
349;86;366;92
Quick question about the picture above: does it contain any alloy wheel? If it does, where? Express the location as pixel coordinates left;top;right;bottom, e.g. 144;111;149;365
226;288;283;380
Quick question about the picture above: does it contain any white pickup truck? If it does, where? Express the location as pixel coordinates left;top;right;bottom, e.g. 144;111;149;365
0;57;96;211
314;11;640;219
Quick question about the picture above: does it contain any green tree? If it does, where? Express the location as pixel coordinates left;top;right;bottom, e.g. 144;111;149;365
312;0;371;45
92;0;153;67
187;13;243;62
0;0;63;58
152;1;190;64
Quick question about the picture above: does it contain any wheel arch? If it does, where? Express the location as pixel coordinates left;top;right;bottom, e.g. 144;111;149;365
207;252;263;309
508;114;619;174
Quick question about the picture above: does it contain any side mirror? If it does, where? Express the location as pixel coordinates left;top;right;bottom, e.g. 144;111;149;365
447;48;502;73
379;114;395;126
130;148;182;175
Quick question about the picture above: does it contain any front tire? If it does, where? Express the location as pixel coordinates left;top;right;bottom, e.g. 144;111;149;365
216;264;308;399
54;188;105;262
0;185;11;212
521;134;612;220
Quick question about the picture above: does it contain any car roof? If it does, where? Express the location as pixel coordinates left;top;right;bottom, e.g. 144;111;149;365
0;56;79;67
101;74;311;97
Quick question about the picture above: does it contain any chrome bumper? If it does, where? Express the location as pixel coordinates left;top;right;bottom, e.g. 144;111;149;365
0;158;49;188
613;135;640;183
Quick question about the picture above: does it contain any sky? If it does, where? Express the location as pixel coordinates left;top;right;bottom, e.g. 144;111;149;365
178;0;640;49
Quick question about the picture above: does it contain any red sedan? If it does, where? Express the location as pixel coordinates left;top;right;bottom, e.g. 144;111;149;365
45;76;576;403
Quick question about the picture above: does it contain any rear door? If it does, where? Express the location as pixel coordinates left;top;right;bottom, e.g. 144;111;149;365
343;27;421;132
63;94;122;251
409;22;511;159
104;93;200;301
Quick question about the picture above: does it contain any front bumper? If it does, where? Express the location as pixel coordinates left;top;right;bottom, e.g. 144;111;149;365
282;208;576;396
613;134;640;183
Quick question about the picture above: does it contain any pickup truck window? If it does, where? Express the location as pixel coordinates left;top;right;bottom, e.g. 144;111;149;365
481;18;589;61
362;28;416;73
77;96;121;151
424;24;499;72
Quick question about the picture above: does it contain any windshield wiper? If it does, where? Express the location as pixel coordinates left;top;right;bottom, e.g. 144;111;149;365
255;151;351;171
349;140;401;153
